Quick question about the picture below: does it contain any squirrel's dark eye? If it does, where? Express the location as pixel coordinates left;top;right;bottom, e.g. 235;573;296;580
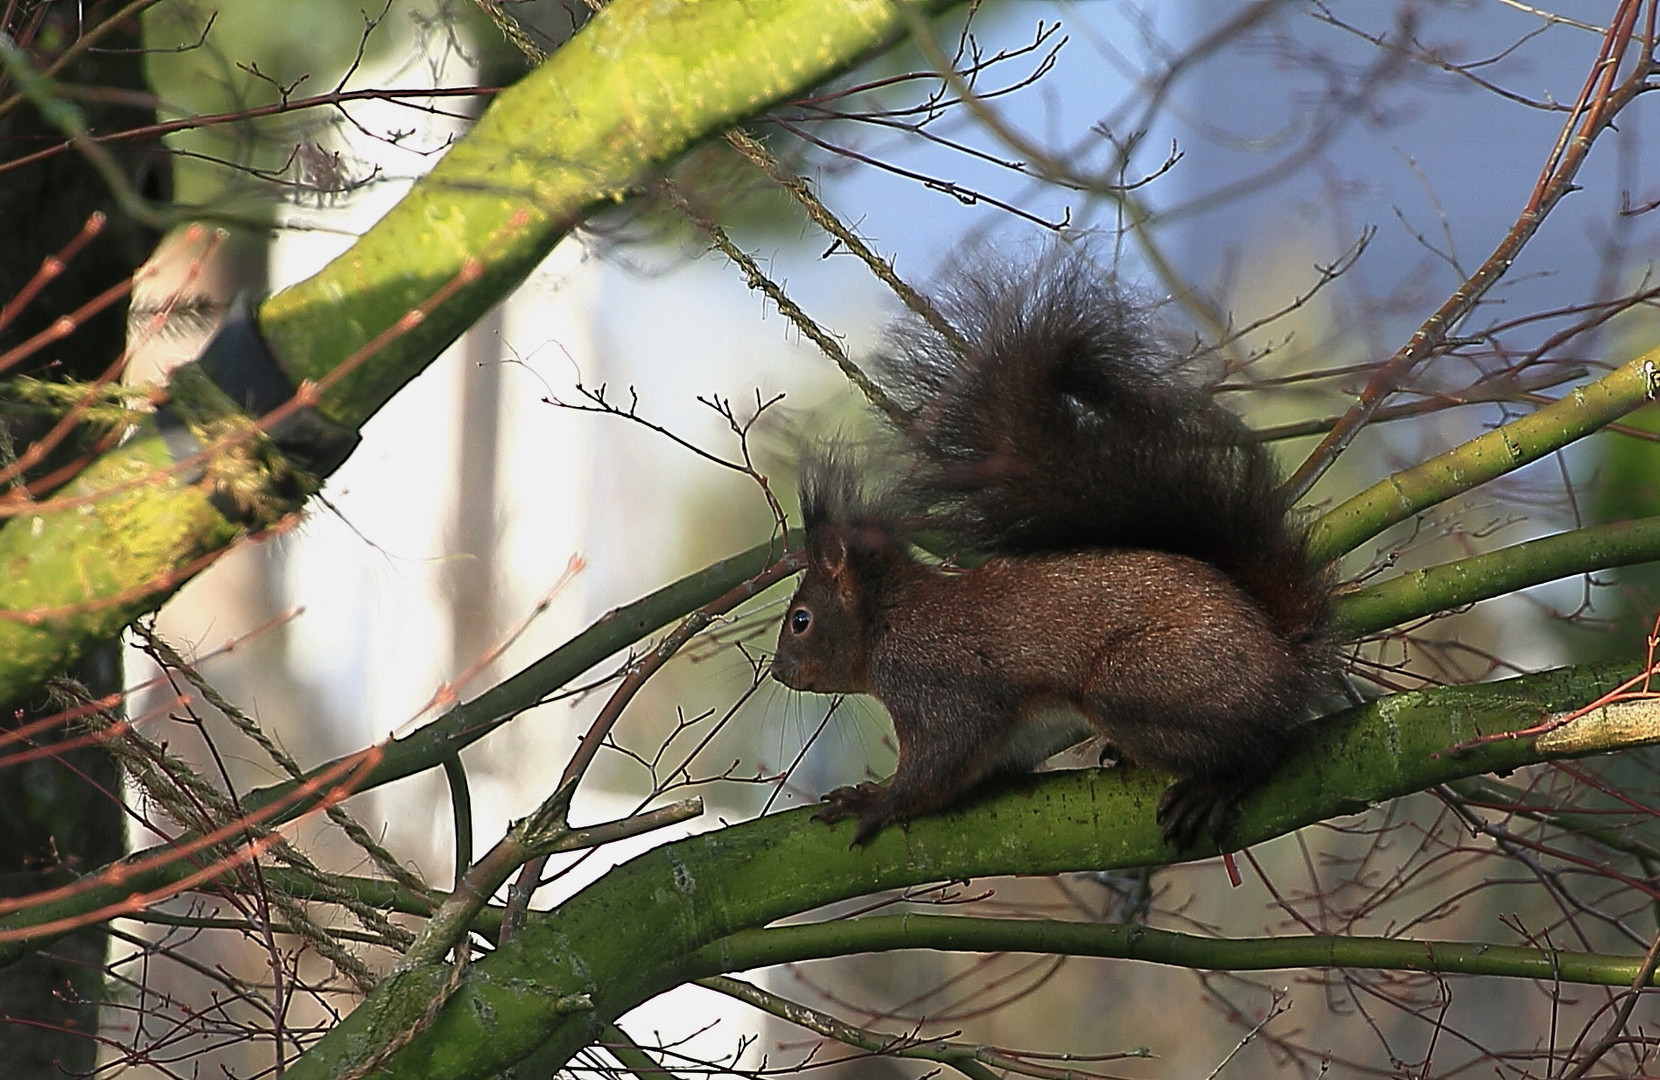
789;608;812;635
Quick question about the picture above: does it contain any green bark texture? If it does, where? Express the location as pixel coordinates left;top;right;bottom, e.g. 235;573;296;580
0;0;948;711
257;0;930;429
280;661;1642;1080
0;431;241;698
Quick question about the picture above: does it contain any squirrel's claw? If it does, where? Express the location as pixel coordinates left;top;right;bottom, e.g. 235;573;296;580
1157;776;1248;852
813;782;892;846
813;781;882;820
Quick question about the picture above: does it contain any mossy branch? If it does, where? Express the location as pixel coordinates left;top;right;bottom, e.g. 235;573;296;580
0;0;955;713
0;426;243;706
257;0;948;431
281;661;1653;1080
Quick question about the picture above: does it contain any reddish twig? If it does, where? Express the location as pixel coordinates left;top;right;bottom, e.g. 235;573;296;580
1283;0;1655;503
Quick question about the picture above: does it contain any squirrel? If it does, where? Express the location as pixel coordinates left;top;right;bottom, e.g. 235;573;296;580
769;252;1334;850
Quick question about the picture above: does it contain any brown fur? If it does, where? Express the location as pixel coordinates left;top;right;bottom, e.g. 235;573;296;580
770;254;1333;849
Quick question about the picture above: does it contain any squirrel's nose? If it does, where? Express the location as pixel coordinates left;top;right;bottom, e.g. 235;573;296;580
769;654;801;689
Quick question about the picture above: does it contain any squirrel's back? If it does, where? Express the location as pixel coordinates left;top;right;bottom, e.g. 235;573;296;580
877;252;1327;643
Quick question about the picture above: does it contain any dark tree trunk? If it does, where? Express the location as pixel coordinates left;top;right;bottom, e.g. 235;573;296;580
0;2;170;1073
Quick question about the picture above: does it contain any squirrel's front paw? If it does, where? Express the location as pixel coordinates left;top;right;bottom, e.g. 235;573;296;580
813;781;883;822
813;782;892;846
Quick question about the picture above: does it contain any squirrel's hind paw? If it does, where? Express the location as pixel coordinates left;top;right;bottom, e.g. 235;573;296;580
1157;775;1251;852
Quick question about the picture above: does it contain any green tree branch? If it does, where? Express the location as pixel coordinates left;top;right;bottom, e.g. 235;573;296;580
257;0;938;428
0;434;242;704
689;915;1660;991
0;537;783;959
1331;515;1660;639
0;0;952;710
282;661;1653;1079
244;539;787;823
1308;349;1660;564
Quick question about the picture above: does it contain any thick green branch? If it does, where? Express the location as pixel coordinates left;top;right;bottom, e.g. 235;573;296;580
0;429;241;704
1331;515;1660;639
257;0;943;430
282;661;1651;1080
689;915;1660;991
0;0;952;711
1308;349;1660;564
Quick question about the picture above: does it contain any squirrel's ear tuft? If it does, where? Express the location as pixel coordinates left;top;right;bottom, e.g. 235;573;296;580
798;441;906;538
799;446;864;530
808;529;851;579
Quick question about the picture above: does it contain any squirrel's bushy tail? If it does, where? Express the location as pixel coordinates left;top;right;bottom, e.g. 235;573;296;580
879;252;1327;641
